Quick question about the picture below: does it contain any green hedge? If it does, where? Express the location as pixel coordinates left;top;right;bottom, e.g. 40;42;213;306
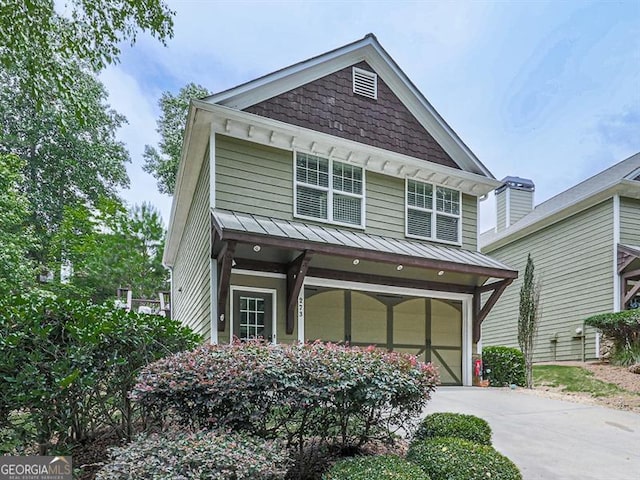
482;346;525;387
0;292;200;454
324;455;430;480
95;430;290;480
414;413;491;445
407;437;522;480
585;310;640;366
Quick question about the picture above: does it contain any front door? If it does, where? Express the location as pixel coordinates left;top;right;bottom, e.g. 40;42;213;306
232;290;273;342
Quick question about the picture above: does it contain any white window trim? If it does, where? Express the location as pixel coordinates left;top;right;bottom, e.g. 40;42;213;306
229;286;277;345
293;152;366;229
405;178;463;246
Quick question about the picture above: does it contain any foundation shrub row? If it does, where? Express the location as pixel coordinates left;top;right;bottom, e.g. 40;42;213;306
97;341;522;479
131;341;439;453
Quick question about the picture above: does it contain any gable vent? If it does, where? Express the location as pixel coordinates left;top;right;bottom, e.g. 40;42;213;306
352;67;377;99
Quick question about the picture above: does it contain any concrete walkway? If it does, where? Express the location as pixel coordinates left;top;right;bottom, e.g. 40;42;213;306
423;387;640;480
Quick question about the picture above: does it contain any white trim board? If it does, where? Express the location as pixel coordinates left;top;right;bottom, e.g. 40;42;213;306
613;194;621;313
229;286;278;345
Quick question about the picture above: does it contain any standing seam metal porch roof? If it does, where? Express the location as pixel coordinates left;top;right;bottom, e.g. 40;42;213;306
213;209;515;274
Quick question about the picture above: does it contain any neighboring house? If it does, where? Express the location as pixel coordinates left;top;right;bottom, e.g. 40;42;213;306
481;153;640;361
162;34;517;386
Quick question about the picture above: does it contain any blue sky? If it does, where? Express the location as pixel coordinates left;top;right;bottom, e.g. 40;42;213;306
101;0;640;232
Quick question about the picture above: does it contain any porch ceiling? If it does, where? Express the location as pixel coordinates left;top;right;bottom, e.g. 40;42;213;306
212;209;517;281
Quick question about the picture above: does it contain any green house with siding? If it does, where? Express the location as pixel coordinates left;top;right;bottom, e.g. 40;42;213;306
481;153;640;361
162;35;517;385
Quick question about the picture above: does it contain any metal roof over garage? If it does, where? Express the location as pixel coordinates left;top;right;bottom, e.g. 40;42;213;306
212;209;516;278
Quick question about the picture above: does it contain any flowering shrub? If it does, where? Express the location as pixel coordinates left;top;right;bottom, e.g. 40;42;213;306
482;346;525;386
323;455;430;480
131;341;439;452
95;430;290;480
407;437;522;480
413;413;492;446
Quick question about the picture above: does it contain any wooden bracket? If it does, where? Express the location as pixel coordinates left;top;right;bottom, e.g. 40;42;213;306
472;279;513;343
622;268;640;280
618;253;635;274
623;279;640;306
286;250;313;334
217;241;236;332
618;244;640;274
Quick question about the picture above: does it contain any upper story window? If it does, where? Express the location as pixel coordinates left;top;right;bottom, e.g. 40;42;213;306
406;179;461;244
295;152;364;227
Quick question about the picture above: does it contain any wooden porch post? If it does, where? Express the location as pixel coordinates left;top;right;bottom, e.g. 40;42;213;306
286;251;313;335
217;241;236;332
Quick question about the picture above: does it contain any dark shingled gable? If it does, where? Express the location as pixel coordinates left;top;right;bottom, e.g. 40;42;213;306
244;61;460;170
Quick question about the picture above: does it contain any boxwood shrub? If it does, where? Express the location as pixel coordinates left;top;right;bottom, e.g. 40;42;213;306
131;341;439;453
95;430;290;480
323;455;430;480
482;346;525;387
407;437;522;480
413;412;491;445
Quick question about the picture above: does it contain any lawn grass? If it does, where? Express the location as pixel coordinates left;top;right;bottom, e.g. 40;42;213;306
532;365;629;398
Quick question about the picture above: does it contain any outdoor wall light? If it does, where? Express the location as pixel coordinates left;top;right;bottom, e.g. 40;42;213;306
352;259;360;265
253;245;261;252
437;270;445;276
396;265;403;271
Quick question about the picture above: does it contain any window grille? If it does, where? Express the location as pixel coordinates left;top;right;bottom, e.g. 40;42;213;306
295;152;364;227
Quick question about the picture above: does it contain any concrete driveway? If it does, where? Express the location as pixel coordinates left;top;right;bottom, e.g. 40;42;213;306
423;387;640;480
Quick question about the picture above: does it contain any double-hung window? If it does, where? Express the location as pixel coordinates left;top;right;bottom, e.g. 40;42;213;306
406;179;461;244
295;152;364;227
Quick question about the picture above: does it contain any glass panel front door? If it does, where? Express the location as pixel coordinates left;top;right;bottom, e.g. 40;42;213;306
233;290;273;341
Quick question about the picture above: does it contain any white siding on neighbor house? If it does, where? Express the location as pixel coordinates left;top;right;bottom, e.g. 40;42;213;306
215;135;479;250
172;154;211;341
620;197;640;246
482;199;614;362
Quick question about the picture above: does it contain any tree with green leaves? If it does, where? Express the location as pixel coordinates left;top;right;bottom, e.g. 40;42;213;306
518;254;541;389
144;83;211;194
0;154;36;295
0;0;174;124
0;62;130;266
51;200;168;304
